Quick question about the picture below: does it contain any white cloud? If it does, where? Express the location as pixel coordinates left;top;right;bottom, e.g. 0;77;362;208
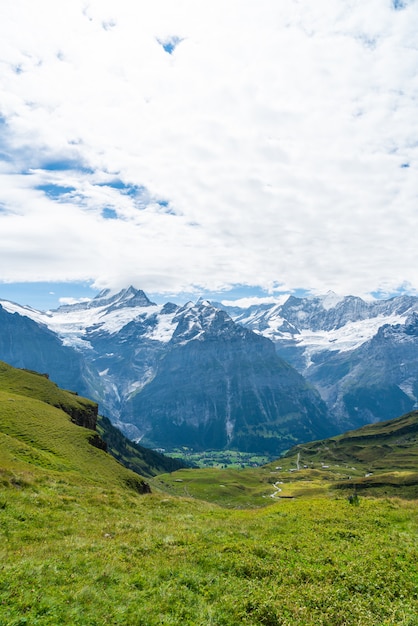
221;295;289;308
58;296;92;306
0;0;417;299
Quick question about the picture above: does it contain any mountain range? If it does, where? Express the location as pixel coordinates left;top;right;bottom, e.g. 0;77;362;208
1;286;417;455
218;292;418;429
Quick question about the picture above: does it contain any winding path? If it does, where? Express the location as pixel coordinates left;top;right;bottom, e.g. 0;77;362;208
268;481;283;499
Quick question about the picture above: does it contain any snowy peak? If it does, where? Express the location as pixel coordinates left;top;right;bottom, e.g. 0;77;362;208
317;291;345;310
218;292;418;361
171;300;245;345
56;286;155;313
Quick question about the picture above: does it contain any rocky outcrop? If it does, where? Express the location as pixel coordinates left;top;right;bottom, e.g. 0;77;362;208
88;433;108;451
65;398;99;431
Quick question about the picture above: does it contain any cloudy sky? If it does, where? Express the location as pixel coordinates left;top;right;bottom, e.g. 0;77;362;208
0;0;417;309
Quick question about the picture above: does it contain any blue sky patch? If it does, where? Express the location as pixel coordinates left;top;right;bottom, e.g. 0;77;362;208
157;36;183;55
0;118;12;161
0;148;12;163
36;184;76;200
400;162;410;168
102;207;118;219
40;158;93;173
392;0;407;9
155;198;177;215
100;179;146;198
0;281;97;311
99;180;173;213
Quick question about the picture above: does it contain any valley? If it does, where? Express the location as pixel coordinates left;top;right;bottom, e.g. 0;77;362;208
1;362;418;624
1;291;418;623
164;447;273;468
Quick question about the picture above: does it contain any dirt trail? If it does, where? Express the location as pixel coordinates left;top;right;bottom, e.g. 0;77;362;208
268;481;283;498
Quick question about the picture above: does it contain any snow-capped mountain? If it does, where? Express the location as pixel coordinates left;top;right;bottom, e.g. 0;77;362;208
218;292;418;429
3;285;417;447
123;300;332;451
0;287;332;454
218;292;417;353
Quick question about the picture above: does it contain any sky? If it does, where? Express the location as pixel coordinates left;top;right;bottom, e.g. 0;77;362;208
0;0;417;310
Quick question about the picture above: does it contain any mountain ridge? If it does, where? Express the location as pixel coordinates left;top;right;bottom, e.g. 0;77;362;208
218;292;418;429
2;285;418;453
0;288;333;455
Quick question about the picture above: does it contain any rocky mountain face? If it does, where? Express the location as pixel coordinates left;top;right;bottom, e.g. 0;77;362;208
0;304;92;399
124;301;332;452
0;288;333;455
219;293;418;430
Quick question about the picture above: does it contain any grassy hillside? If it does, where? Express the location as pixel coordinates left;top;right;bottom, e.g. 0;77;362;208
1;367;418;624
0;390;149;494
0;360;185;478
153;411;418;505
279;410;418;498
0;361;150;493
283;410;418;469
0;361;98;428
1;470;417;624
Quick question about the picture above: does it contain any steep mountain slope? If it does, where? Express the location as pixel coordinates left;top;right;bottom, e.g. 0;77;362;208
125;301;333;454
0;304;92;399
0;289;333;454
219;293;418;429
96;415;187;477
305;314;418;429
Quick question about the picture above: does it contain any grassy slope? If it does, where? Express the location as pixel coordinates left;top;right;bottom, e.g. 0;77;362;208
0;361;97;422
1;366;418;624
280;410;418;498
284;410;418;470
0;360;185;479
1;480;417;625
0;361;149;493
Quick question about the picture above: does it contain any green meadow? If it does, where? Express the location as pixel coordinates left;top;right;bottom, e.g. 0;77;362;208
2;477;418;625
1;362;418;625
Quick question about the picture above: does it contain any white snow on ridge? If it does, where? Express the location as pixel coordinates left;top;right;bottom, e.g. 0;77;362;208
147;311;178;343
0;296;176;347
221;294;289;308
48;304;147;335
1;289;414;358
50;302;180;346
318;291;345;310
0;299;51;326
297;314;407;367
